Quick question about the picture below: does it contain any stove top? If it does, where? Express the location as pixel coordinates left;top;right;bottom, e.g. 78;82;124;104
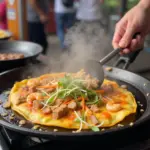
0;126;150;150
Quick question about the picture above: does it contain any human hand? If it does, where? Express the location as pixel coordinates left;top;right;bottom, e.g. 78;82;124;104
39;14;49;24
112;1;150;54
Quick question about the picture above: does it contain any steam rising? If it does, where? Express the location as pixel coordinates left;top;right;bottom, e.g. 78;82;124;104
25;22;116;77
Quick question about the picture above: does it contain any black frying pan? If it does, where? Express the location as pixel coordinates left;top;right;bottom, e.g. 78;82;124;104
0;63;150;143
0;41;43;72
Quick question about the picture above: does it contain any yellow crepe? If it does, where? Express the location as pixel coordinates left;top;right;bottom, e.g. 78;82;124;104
9;73;137;129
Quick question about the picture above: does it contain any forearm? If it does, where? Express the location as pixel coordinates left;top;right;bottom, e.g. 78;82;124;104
138;0;150;10
28;0;46;16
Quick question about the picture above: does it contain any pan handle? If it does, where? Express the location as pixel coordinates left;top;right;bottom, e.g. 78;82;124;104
113;48;143;69
100;33;141;66
113;32;142;69
0;131;9;150
124;48;142;63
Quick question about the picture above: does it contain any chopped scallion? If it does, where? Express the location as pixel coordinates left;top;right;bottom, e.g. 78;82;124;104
91;126;100;132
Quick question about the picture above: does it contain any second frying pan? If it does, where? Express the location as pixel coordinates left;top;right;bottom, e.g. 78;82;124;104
0;40;43;72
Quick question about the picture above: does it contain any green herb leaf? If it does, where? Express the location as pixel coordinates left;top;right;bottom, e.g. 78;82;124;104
47;94;56;104
74;118;80;123
45;74;102;107
42;93;46;96
58;75;72;88
91;126;100;132
86;95;99;105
